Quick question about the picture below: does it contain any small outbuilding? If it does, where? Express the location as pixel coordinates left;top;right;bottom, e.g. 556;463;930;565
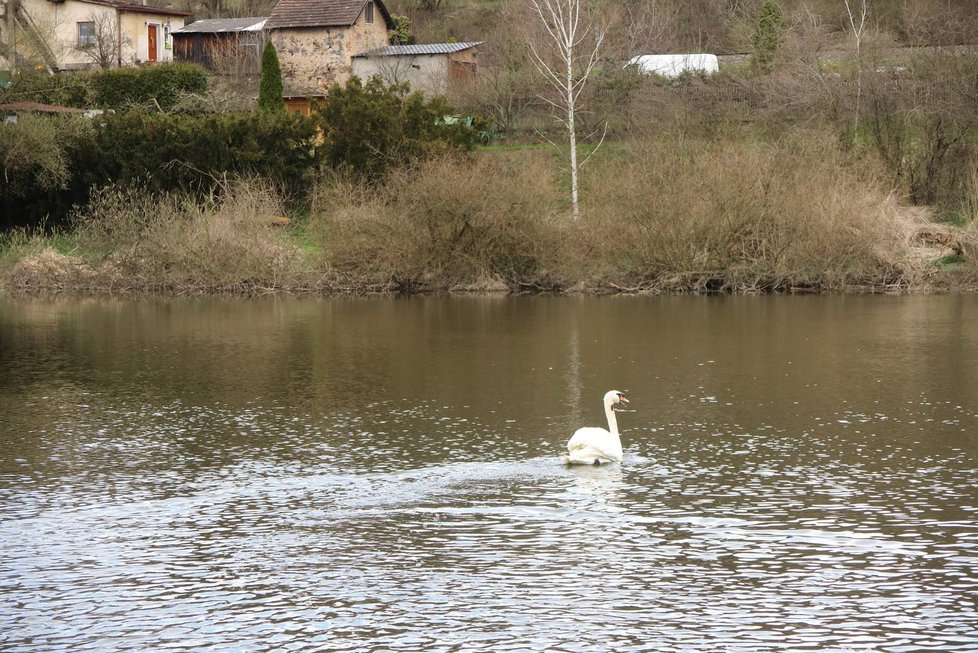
351;41;481;96
171;17;268;71
627;54;719;78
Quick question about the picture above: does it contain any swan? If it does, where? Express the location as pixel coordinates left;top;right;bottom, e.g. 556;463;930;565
565;390;630;465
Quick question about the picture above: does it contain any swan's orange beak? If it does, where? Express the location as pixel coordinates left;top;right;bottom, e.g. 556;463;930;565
618;395;629;405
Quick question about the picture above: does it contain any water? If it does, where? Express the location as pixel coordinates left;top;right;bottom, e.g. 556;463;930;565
1;295;976;652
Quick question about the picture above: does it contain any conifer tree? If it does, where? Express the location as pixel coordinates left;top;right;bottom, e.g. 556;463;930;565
258;41;285;113
751;0;784;73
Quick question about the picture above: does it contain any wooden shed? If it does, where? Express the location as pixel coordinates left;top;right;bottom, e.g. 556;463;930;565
171;17;267;71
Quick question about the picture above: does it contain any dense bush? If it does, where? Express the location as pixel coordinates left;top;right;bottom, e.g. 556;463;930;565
89;63;209;110
309;152;559;288
314;77;477;180
0;110;317;229
75;109;317;195
0;115;95;230
578;130;911;291
0;72;94;108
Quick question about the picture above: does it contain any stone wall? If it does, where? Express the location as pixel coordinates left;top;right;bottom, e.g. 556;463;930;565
271;10;388;93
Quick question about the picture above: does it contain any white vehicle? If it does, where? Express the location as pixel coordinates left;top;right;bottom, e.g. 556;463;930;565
627;54;720;78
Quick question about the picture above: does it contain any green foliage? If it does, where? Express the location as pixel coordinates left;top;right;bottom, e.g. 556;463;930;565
0;72;94;108
0;111;316;229
257;42;286;113
0;115;96;230
751;0;785;73
75;109;317;196
389;14;417;45
90;63;209;110
313;77;477;180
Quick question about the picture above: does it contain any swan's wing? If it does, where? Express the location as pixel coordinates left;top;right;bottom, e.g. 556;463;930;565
566;427;622;464
567;427;610;452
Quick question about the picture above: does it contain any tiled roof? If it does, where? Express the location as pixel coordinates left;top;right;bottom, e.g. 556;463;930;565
266;0;393;29
356;41;483;57
173;17;267;33
81;0;193;17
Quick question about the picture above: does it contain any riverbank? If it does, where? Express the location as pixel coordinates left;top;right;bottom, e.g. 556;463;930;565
3;134;977;298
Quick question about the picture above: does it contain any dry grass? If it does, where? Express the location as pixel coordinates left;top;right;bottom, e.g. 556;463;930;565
3;132;973;296
308;152;562;291
573;129;915;292
4;180;313;295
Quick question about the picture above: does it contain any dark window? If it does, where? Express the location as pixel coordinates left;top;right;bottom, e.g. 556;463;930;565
78;22;97;49
365;2;374;23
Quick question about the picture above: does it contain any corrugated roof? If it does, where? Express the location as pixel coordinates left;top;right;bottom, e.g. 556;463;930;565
265;0;393;29
173;17;267;34
355;41;483;57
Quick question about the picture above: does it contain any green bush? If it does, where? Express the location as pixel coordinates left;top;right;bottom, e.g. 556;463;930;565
0;115;96;230
73;109;318;198
313;77;477;180
0;71;94;108
0;110;316;230
90;63;209;110
751;0;785;73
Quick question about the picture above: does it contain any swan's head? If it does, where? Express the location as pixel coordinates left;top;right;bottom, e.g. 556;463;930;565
604;390;629;408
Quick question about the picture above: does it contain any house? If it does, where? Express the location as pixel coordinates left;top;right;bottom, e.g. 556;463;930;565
0;0;191;72
264;0;394;94
171;17;266;71
351;41;481;96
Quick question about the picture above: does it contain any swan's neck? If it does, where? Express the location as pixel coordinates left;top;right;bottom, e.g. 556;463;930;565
605;403;620;437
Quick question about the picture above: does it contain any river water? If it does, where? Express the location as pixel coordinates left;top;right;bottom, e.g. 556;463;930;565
0;295;976;652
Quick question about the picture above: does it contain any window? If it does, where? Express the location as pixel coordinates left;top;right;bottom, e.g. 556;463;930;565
365;2;374;23
78;22;96;49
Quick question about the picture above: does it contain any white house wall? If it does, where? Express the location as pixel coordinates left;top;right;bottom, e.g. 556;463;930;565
352;53;449;95
11;0;185;69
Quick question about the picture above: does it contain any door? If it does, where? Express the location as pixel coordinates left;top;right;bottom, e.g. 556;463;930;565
147;25;158;62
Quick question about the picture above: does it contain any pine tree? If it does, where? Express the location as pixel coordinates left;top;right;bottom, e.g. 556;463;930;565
257;41;285;113
751;0;784;73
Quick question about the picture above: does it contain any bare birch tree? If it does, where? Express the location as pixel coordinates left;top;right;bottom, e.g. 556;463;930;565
843;0;869;135
525;0;608;220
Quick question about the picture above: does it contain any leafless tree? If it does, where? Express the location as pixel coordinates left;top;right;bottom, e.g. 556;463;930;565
842;0;868;135
74;11;127;69
524;0;609;220
365;55;418;87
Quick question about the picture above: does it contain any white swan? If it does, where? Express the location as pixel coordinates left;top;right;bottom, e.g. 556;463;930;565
565;390;630;465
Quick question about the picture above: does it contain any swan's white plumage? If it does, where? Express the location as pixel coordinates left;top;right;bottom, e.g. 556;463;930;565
565;390;629;465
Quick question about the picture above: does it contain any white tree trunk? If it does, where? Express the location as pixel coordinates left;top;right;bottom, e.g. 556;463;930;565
525;0;607;220
566;41;579;219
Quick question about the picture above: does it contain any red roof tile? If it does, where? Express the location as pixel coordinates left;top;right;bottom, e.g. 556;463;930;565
266;0;393;29
0;102;85;114
80;0;192;17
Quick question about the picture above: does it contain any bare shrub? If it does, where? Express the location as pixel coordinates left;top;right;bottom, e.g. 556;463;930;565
73;179;308;292
308;153;561;290
577;129;912;291
858;52;978;212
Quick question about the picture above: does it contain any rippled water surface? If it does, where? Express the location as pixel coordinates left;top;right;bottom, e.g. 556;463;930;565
1;295;977;652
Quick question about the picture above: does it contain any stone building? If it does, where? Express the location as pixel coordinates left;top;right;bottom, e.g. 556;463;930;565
264;0;393;95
